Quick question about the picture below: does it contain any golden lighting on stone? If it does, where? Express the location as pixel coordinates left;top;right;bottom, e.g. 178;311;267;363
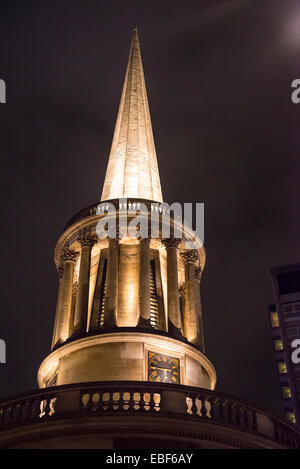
44;28;213;394
101;28;163;203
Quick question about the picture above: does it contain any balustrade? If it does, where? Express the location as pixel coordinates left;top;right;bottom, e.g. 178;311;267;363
0;382;299;449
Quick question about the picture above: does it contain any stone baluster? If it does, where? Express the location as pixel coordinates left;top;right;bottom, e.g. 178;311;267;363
180;250;199;345
162;238;182;337
72;230;96;337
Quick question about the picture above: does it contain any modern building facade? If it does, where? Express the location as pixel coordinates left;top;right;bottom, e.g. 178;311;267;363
0;29;299;449
268;263;300;427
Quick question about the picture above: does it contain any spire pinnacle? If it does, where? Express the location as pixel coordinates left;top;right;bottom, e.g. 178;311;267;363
101;29;163;203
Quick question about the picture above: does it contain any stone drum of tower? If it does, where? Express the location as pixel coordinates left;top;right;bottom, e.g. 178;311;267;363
38;29;216;392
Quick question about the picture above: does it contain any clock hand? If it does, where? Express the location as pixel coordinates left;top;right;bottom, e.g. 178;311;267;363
150;365;172;372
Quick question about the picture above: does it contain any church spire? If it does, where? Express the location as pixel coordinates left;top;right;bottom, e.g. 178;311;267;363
101;28;163;203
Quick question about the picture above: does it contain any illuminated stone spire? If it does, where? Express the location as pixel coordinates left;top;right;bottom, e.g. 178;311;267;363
101;27;163;202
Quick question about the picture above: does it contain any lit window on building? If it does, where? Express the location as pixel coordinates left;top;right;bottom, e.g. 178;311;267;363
270;312;279;328
281;387;292;399
274;339;283;351
278;362;287;374
286;412;296;424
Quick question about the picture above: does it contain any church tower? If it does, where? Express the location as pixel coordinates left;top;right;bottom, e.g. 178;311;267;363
1;29;298;450
38;28;216;391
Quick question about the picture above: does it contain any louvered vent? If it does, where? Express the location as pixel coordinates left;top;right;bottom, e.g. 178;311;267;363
97;259;107;328
150;260;160;329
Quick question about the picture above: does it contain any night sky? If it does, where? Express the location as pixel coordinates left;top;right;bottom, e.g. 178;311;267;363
0;0;299;418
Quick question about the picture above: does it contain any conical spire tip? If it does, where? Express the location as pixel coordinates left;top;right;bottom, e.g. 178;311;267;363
101;23;163;203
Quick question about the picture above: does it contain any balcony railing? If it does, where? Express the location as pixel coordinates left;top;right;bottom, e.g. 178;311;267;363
63;198;182;232
0;381;299;448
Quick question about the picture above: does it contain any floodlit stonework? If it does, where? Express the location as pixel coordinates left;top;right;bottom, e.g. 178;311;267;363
101;28;163;203
0;29;299;449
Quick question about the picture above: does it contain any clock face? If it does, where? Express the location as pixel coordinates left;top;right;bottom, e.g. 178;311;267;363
148;352;180;384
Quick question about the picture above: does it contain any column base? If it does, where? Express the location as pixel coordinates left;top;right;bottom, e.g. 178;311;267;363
103;308;117;328
168;320;183;339
70;327;86;340
137;317;153;329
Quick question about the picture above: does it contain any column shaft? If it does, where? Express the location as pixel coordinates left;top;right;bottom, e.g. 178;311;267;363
57;261;75;342
51;268;64;349
138;238;151;327
69;282;78;337
72;245;92;336
184;261;198;344
194;272;205;351
163;239;182;335
53;248;78;346
104;238;119;327
181;250;199;345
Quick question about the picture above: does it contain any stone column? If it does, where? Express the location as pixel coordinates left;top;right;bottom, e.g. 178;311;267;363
103;237;119;327
195;267;205;351
69;281;78;337
179;283;186;326
72;231;96;337
181;250;199;345
51;266;64;349
55;247;79;345
162;238;182;336
138;237;151;328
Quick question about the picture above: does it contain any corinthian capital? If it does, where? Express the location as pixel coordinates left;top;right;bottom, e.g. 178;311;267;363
77;229;97;248
162;238;181;250
180;249;198;264
61;247;79;263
